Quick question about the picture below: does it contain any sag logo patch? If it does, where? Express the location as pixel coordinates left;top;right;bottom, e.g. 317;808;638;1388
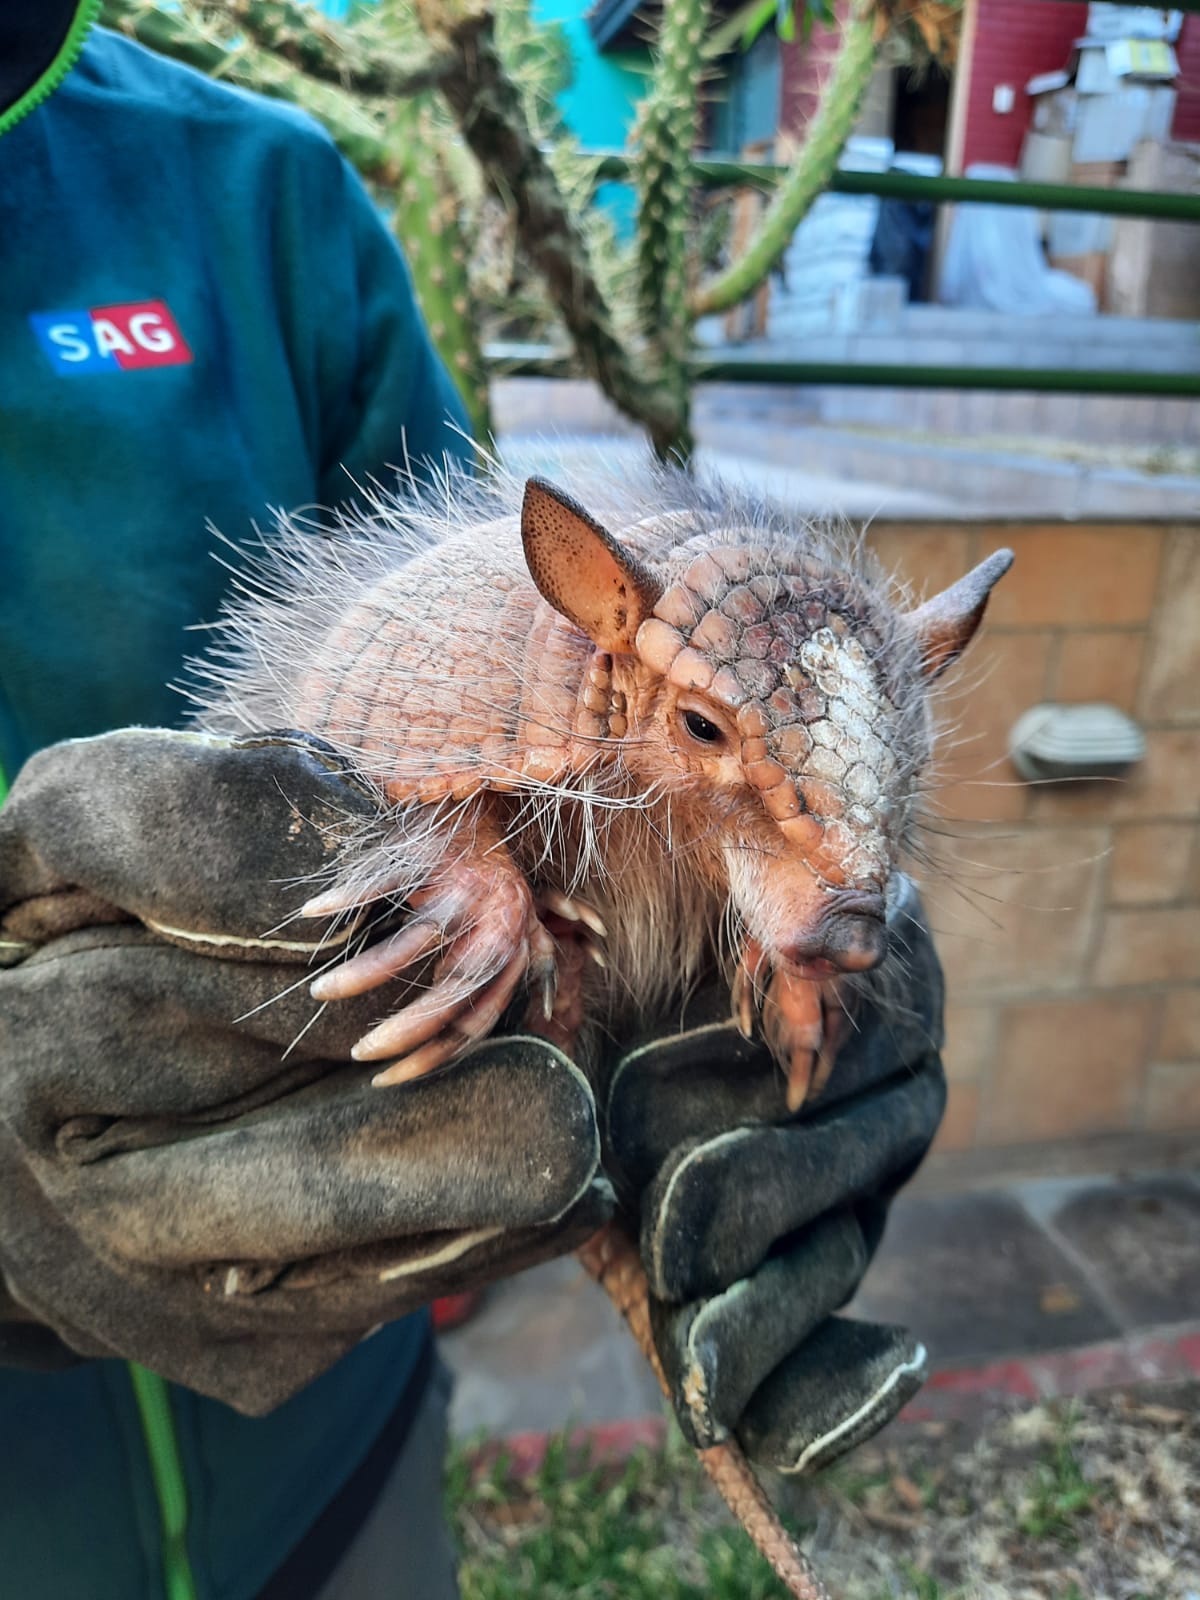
30;300;193;373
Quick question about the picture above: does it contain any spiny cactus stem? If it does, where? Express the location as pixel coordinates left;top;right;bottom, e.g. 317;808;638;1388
690;3;880;317
207;0;454;98
415;2;686;457
387;99;493;441
103;0;405;187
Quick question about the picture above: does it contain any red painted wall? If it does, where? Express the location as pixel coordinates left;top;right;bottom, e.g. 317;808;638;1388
961;2;1200;170
780;4;849;137
778;0;1200;164
962;0;1087;170
1173;17;1200;141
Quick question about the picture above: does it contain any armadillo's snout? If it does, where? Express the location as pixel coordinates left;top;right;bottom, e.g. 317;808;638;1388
776;892;888;976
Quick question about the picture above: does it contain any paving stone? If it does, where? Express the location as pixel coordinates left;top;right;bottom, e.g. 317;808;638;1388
850;1191;1119;1363
441;1257;663;1440
1040;1175;1200;1330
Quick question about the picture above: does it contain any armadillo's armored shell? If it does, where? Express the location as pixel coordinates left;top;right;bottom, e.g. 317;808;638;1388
632;544;923;890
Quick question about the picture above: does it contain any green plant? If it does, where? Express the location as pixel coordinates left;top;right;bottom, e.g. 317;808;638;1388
447;1428;806;1599
1017;1408;1102;1544
105;0;962;457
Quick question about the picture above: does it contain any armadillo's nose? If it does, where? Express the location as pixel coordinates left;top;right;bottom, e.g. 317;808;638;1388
819;908;888;973
776;892;888;976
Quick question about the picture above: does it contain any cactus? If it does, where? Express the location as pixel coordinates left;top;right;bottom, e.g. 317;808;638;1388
206;0;452;95
630;0;710;458
413;0;685;458
386;97;492;440
105;0;959;462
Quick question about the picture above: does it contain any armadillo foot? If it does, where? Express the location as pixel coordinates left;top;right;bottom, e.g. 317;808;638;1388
307;851;561;1086
523;921;587;1053
366;944;532;1086
735;942;843;1112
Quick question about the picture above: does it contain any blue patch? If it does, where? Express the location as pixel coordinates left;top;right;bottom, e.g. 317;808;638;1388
28;311;116;374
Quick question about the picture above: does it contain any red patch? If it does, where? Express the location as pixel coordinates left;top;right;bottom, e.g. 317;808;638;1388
88;300;193;370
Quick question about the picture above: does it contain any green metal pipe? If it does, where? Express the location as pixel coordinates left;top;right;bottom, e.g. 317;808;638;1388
588;152;1200;222
486;347;1200;397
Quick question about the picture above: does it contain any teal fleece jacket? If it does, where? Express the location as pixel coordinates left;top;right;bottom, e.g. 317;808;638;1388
0;21;471;1600
0;23;469;775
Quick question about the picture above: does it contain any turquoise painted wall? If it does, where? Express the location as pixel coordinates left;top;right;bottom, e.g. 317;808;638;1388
533;0;649;230
317;0;647;226
532;0;646;146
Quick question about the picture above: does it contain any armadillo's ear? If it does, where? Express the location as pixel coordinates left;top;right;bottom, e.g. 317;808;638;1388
910;549;1014;679
521;477;663;653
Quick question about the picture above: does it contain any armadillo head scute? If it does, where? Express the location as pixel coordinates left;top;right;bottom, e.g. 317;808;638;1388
616;536;1011;977
615;545;929;977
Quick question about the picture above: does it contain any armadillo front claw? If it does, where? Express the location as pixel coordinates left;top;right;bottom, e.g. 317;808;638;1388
536;889;608;940
305;849;556;1084
736;943;842;1113
367;945;531;1086
731;938;769;1041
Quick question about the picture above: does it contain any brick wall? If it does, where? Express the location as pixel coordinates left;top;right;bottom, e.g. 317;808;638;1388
865;520;1200;1160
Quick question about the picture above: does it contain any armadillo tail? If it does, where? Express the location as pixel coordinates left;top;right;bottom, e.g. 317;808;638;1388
696;1439;833;1600
576;1224;834;1600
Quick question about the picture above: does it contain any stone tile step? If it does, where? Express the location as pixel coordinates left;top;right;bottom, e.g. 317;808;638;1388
695;419;1200;518
896;307;1200;348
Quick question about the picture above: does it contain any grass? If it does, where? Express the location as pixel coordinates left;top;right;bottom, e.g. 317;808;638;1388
448;1428;800;1599
1014;1405;1102;1544
447;1383;1200;1600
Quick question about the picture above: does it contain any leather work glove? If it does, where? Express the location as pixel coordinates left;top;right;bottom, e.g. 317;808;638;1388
0;729;609;1414
602;876;946;1474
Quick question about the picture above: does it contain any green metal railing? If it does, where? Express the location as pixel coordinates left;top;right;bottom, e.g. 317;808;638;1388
486;342;1200;397
592;152;1200;223
490;151;1200;398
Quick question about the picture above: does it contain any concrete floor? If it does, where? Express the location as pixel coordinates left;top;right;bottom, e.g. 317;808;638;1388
442;1169;1200;1440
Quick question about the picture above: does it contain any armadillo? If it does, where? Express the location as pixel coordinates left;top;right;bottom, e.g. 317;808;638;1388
196;461;1012;1598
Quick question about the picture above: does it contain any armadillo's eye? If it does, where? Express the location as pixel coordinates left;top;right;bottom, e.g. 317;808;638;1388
682;710;724;746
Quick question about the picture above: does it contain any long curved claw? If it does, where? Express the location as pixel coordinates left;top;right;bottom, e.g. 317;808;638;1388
731;938;769;1040
369;946;530;1086
300;869;414;920
352;901;527;1062
310;918;443;1001
527;918;559;1020
537;889;608;939
737;940;846;1112
761;973;824;1112
810;994;845;1100
523;924;588;1055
